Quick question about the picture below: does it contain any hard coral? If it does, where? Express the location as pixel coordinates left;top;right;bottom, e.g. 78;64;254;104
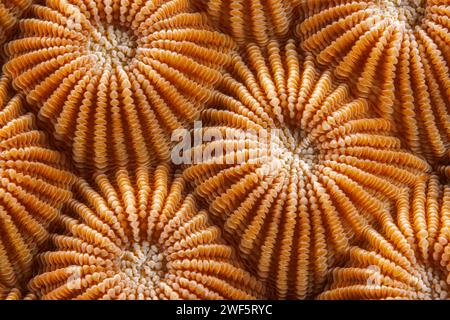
29;164;264;300
0;74;75;298
318;176;450;300
192;0;300;46
182;39;432;299
297;0;450;168
4;0;236;174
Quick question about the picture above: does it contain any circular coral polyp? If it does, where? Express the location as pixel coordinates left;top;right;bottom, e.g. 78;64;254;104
29;164;264;300
4;0;236;174
0;75;75;298
318;176;450;300
297;0;450;168
182;39;432;299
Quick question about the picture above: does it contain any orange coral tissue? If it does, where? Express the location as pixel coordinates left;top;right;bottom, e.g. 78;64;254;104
29;164;264;300
4;0;236;174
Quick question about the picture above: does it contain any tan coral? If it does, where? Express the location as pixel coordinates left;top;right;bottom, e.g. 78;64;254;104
29;163;265;300
318;175;450;300
180;39;433;299
0;74;76;298
297;0;450;168
192;0;300;46
3;0;236;175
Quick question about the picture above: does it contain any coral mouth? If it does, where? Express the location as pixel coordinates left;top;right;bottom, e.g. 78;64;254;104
118;242;167;293
371;0;426;27
88;24;137;67
266;127;318;172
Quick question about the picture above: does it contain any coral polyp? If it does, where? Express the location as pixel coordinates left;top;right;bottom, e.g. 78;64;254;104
4;0;236;174
181;39;432;299
297;0;450;168
318;176;450;300
29;164;264;300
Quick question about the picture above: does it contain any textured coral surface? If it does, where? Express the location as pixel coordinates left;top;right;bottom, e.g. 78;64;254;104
4;0;235;174
182;39;433;298
192;0;300;46
29;164;264;300
297;0;449;169
0;0;32;54
0;0;448;300
318;176;450;300
0;74;75;297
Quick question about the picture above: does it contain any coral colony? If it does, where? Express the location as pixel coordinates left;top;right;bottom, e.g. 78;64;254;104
0;0;448;300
